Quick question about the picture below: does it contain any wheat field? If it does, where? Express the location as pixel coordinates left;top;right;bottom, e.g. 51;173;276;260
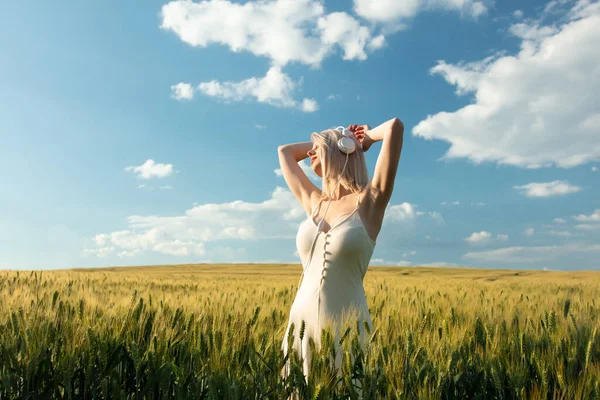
1;264;599;399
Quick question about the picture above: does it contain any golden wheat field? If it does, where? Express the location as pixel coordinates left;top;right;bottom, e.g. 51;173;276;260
1;264;599;399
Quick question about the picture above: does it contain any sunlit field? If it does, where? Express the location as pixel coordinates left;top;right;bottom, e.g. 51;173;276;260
1;264;599;399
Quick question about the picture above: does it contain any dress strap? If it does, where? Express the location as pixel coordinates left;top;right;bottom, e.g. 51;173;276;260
355;191;361;209
311;197;324;217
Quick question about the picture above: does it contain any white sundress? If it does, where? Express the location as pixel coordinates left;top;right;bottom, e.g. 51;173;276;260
281;191;376;382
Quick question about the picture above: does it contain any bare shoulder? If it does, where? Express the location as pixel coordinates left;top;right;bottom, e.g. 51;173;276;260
305;188;323;216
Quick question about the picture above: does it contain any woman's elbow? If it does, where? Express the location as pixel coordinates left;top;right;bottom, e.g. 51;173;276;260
388;117;404;137
392;117;404;133
393;117;404;130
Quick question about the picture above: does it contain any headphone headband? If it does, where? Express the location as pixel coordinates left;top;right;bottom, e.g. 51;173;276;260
335;126;352;136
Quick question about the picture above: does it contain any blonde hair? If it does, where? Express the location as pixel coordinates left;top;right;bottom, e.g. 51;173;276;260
311;128;369;200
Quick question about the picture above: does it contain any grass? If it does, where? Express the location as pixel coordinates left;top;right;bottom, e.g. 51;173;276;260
1;263;599;399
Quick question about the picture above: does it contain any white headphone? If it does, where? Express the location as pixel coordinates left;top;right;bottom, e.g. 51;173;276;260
335;125;361;154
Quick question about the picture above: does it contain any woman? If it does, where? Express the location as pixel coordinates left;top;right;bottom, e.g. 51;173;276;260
277;118;404;384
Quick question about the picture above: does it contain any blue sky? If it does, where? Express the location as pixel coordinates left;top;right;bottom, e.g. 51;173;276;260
1;0;598;271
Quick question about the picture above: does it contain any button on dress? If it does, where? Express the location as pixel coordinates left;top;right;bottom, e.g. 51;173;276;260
281;192;376;382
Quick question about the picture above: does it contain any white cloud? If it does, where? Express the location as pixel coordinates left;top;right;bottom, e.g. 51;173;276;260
198;66;295;107
353;0;489;25
549;230;572;237
386;203;418;221
368;34;386;50
255;124;267;129
567;0;600;20
413;3;600;168
317;11;385;60
84;184;432;259
371;258;412;266
327;94;341;100
301;98;319;112
553;217;567;223
465;231;492;243
160;0;383;68
389;205;443;224
117;249;140;258
153;240;205;256
194;66;318;112
575;224;600;231
425;211;444;224
402;250;417;257
508;22;559;43
170;82;195;100
125;159;174;179
592;166;597;172
513;9;524;19
471;201;485;206
573;209;600;222
136;184;173;191
513;181;582;197
464;231;509;244
93;234;110;246
418;261;467;268
83;247;115;258
523;227;535;236
354;0;421;24
441;200;460;206
463;243;600;264
84;187;304;258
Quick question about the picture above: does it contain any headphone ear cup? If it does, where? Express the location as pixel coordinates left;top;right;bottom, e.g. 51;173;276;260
338;136;356;154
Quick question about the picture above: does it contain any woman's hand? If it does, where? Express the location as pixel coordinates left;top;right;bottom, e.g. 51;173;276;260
348;124;373;152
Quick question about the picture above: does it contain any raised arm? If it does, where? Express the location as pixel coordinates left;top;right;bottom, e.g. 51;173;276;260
355;117;404;208
277;142;320;215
